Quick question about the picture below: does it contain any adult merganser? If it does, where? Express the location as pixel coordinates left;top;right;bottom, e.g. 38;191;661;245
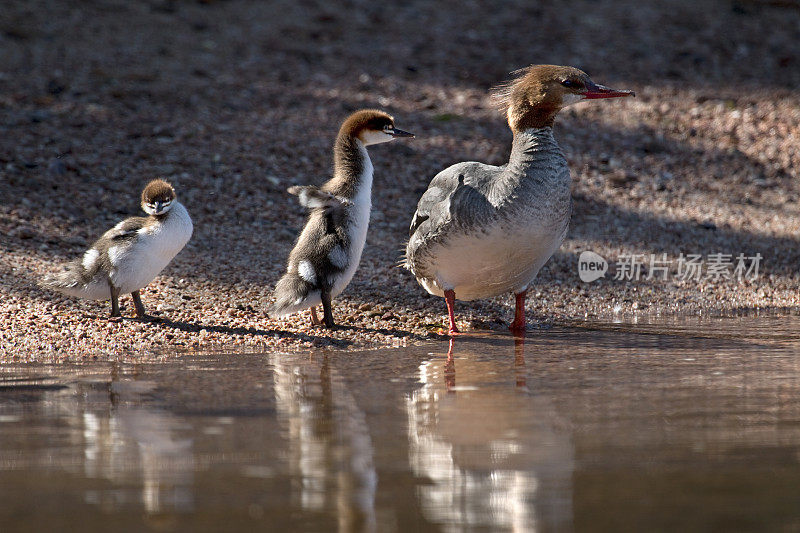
41;179;193;319
405;65;633;335
271;109;414;328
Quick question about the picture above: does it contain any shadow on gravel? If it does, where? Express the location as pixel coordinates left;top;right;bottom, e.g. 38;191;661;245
572;192;800;274
332;323;436;342
151;316;347;346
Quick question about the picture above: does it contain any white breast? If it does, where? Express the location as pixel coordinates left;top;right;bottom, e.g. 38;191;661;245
420;218;568;301
331;145;373;297
109;202;193;295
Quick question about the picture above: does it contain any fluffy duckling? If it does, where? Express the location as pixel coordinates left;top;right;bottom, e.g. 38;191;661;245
41;179;192;319
271;109;414;328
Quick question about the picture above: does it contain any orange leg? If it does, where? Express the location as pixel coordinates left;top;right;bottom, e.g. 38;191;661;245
444;289;460;336
509;290;527;334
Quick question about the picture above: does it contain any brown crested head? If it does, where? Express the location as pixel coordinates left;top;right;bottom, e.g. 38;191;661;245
492;64;635;132
141;179;176;216
337;109;414;146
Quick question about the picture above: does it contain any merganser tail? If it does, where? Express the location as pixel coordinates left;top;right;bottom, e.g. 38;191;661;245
40;259;97;298
269;272;321;318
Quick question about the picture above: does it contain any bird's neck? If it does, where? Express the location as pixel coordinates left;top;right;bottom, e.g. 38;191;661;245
507;100;559;132
508;127;563;171
328;134;373;199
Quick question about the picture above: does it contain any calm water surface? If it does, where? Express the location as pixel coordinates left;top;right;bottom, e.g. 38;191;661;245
2;314;800;532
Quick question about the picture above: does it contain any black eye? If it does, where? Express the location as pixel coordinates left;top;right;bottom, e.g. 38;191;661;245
561;79;580;88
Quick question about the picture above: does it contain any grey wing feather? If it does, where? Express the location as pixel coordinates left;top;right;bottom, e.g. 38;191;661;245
409;162;500;238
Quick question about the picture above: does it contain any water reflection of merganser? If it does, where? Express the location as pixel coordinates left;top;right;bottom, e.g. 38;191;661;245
272;354;377;532
81;377;194;515
407;336;574;531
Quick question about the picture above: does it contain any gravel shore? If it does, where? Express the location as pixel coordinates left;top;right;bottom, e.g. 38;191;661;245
1;0;799;360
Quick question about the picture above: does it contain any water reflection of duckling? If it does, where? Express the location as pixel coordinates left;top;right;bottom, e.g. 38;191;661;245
80;376;194;516
271;353;377;531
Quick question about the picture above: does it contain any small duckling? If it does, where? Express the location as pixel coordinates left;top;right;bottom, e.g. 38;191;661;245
271;109;414;328
41;179;193;319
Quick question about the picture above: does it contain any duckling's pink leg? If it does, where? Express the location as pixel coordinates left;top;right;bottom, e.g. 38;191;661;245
310;306;322;326
444;289;460;336
509;290;527;334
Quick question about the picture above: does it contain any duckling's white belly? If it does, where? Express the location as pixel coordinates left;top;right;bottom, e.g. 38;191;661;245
420;220;567;301
330;158;372;298
109;205;193;295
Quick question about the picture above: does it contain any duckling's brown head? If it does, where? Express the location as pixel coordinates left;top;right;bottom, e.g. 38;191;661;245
339;109;415;146
492;64;634;132
141;179;176;216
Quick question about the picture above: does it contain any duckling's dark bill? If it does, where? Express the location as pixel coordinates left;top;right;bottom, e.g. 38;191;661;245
389;127;415;138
